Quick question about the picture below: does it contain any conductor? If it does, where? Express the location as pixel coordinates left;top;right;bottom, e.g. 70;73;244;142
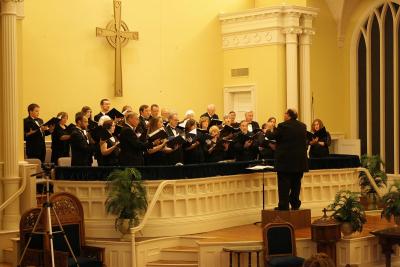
274;109;308;210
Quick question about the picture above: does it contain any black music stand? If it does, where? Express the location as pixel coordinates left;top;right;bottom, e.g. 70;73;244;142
247;162;274;224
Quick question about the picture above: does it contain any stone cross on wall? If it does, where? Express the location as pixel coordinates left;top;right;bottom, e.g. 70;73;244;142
96;0;138;97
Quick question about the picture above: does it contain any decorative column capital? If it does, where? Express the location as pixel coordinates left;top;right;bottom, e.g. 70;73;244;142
299;29;315;45
219;5;318;49
1;0;24;19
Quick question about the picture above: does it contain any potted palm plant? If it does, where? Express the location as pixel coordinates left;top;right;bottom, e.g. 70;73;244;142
359;154;387;209
381;180;400;225
105;168;148;239
328;190;367;238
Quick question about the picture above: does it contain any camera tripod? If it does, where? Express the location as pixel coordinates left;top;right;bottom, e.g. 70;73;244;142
18;164;80;267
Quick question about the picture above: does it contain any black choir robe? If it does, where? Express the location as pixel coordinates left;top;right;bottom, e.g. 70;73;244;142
94;112;106;122
232;132;258;161
165;125;184;165
24;116;50;162
51;124;70;164
119;124;149;166
70;127;93;166
200;112;219;121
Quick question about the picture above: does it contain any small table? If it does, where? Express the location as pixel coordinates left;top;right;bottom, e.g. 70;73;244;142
223;246;263;267
370;227;400;267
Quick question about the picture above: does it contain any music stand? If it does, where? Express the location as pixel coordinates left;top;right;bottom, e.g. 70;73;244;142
18;163;80;267
247;162;274;223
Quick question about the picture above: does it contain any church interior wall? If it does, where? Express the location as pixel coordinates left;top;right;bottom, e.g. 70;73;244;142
19;0;252;136
307;0;349;135
223;45;286;121
255;0;307;8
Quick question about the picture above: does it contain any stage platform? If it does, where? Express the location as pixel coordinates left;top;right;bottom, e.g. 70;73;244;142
190;212;396;242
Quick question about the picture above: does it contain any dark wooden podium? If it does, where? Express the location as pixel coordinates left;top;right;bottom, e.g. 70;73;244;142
371;227;400;267
261;209;311;229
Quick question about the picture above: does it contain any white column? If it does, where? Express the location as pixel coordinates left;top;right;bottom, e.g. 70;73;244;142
1;0;21;230
299;30;314;127
284;28;301;110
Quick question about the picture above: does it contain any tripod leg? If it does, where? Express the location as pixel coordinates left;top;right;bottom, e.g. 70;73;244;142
52;206;80;267
18;208;45;267
46;206;56;267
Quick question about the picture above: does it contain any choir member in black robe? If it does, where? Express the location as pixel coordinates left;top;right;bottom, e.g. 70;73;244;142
98;119;120;166
119;112;151;166
161;108;170;126
201;104;219;121
81;106;98;131
51;112;71;165
232;121;258;161
137;104;151;139
205;126;229;162
93;98;111;122
258;117;277;160
198;116;210;131
144;117;172;165
70;112;92;166
244;111;260;133
121;105;133;115
183;119;205;164
309;119;331;158
164;113;184;165
150;104;160;119
229;111;240;128
24;103;53;162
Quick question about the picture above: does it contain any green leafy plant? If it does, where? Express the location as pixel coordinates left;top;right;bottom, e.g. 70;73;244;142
359;154;387;194
328;190;367;233
105;168;148;230
381;180;400;222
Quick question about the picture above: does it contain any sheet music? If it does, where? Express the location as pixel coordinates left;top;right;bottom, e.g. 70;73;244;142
246;165;274;170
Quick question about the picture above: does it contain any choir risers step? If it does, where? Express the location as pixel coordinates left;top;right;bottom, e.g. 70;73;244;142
2;248;13;264
160;246;199;261
262;209;311;229
146;260;198;267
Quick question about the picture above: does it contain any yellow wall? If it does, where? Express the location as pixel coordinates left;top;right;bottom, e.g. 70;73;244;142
223;45;286;123
20;0;253;127
255;0;307;8
307;0;348;134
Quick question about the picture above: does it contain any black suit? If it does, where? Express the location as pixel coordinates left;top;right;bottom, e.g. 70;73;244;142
24;117;50;162
136;116;149;141
165;125;184;165
232;132;258;161
274;119;308;210
247;121;260;132
201;112;219;121
94;112;109;122
70;128;92;166
119;124;149;166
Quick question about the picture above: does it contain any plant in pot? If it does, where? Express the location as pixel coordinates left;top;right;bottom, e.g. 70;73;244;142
105;168;148;239
328;190;367;238
359;154;387;210
381;180;400;226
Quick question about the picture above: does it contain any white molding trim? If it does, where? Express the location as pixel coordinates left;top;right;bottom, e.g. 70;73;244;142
219;5;318;49
223;84;256;120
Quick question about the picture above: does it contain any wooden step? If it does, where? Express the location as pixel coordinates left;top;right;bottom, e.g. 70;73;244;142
161;246;199;253
2;247;14;264
161;246;199;261
0;263;12;267
147;260;198;267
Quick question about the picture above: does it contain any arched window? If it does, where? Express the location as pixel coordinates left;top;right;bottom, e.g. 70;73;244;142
357;1;400;174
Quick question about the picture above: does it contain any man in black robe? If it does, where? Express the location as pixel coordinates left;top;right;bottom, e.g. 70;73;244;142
273;109;308;210
119;112;151;166
24;103;52;162
93;98;111;122
164;113;184;165
70;112;92;166
201;104;219;121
